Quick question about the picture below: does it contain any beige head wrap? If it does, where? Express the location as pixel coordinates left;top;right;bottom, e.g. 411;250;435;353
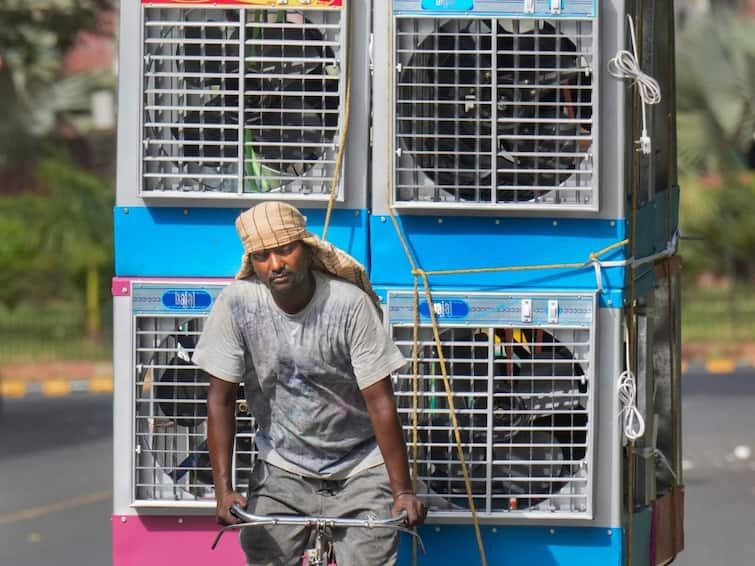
235;202;380;308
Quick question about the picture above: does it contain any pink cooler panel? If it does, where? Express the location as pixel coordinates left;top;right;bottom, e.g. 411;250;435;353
113;515;245;566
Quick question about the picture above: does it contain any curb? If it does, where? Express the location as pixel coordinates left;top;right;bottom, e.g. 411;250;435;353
1;377;113;399
681;359;754;375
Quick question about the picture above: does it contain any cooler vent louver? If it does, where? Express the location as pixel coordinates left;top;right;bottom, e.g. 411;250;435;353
141;5;346;198
388;292;596;519
134;312;256;504
394;16;596;210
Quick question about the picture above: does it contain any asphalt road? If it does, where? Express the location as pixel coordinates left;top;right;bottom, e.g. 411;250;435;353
676;368;755;566
0;369;753;565
0;395;113;566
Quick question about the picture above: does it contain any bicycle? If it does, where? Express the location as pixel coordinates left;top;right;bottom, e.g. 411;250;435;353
212;503;425;566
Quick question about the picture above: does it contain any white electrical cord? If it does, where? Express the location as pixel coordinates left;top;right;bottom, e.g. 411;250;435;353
608;15;662;155
618;372;645;441
618;324;646;442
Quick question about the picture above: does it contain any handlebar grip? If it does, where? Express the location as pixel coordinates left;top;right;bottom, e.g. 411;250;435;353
230;503;248;522
392;510;409;526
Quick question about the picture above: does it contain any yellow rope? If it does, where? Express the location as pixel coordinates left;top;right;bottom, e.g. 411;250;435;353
408;239;629;278
592;238;632;260
321;0;352;242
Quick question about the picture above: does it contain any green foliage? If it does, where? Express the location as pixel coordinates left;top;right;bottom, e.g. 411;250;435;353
0;192;61;306
675;10;755;282
679;175;755;280
0;1;116;350
675;10;755;176
0;157;113;337
36;156;113;270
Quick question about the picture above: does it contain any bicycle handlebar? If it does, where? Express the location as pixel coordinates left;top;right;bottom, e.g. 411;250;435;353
212;505;425;553
230;504;409;528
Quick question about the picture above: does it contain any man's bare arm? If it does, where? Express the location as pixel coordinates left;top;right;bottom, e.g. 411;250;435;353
362;377;427;527
207;376;247;525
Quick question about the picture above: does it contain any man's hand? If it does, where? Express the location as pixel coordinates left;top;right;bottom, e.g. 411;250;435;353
215;489;248;526
391;492;427;527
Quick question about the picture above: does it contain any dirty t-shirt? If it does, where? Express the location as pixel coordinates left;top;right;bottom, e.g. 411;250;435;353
192;271;407;479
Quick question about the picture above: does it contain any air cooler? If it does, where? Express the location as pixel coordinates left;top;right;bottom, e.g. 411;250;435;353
140;1;348;198
385;1;597;210
387;290;597;519
126;281;256;506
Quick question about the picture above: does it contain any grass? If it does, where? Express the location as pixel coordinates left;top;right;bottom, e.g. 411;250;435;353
0;302;112;364
681;284;755;345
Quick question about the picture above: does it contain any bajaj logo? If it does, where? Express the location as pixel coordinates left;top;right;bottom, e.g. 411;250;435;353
421;0;474;11
161;289;213;311
419;299;470;320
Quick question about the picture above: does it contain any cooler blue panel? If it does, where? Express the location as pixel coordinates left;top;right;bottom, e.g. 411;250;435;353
370;215;628;294
396;0;596;17
114;206;369;277
398;525;622;566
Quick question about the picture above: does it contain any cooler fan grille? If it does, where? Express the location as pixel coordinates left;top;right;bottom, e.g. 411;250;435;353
394;16;595;209
134;315;256;505
141;6;344;198
391;324;593;518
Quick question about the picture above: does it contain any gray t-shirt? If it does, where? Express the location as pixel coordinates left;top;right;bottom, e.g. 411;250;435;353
192;272;407;479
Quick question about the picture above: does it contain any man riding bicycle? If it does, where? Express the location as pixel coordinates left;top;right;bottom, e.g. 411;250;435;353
193;202;427;565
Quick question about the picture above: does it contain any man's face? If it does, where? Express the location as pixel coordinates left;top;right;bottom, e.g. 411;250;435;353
250;240;313;296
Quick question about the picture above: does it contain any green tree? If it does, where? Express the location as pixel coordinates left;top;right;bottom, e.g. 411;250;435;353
36;157;114;339
0;157;113;339
676;11;755;174
676;11;755;281
0;1;115;342
0;192;60;305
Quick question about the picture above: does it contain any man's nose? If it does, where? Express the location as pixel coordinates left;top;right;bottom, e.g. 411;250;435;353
269;253;285;272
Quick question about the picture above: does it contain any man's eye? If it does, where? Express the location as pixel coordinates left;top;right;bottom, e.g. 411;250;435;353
252;253;269;262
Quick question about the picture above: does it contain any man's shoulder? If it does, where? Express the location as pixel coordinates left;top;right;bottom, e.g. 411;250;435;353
318;272;370;304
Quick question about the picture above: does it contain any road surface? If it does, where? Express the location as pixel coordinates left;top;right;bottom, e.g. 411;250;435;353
0;368;753;565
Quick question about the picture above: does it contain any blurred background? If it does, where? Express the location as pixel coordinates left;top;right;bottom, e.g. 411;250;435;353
0;0;753;565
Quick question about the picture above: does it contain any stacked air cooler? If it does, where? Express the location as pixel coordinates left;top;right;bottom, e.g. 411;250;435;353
112;1;372;563
113;1;682;565
370;2;681;565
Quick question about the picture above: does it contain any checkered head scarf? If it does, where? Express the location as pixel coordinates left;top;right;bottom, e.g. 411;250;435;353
235;202;380;308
